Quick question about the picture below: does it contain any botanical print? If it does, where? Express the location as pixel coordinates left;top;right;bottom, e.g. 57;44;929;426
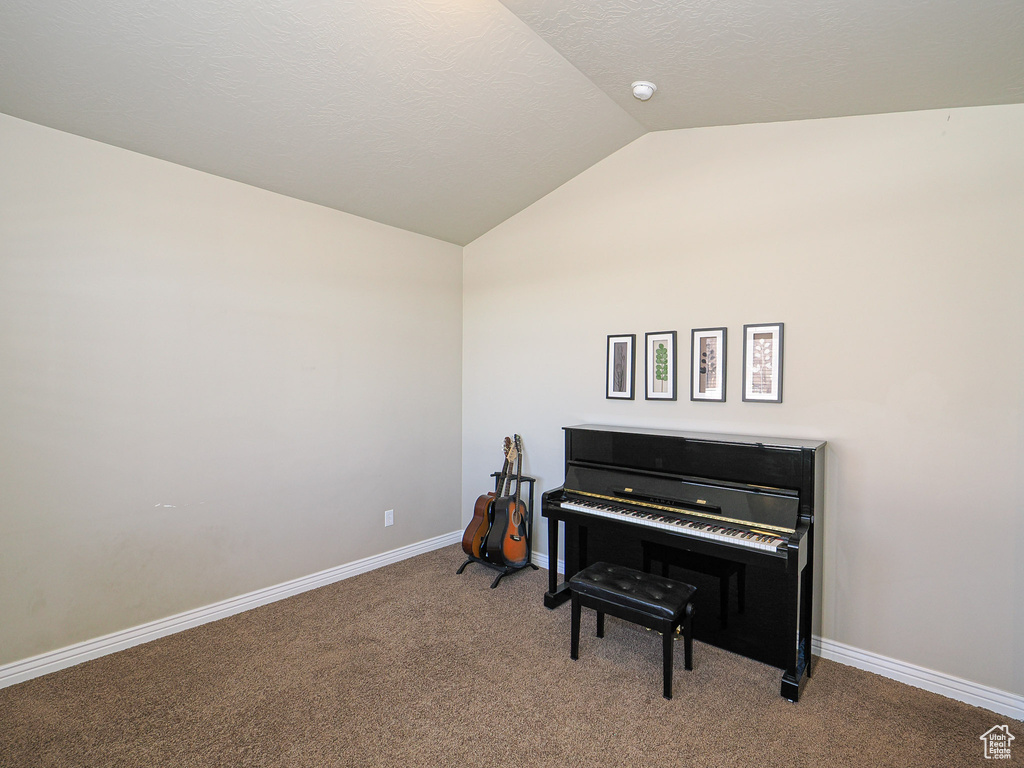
699;336;717;393
612;341;628;393
653;342;668;393
607;334;635;399
645;331;676;400
742;323;782;403
691;327;726;402
750;333;773;395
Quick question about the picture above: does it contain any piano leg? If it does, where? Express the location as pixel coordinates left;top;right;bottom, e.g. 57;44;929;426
544;516;572;608
800;558;814;679
545;516;559;595
780;560;810;701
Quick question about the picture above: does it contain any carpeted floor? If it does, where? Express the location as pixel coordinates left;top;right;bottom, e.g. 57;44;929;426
1;544;1020;767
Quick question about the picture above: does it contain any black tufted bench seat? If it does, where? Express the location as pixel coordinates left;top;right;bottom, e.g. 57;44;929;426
569;561;696;699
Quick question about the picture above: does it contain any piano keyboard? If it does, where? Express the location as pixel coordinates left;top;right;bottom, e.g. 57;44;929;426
560;498;787;553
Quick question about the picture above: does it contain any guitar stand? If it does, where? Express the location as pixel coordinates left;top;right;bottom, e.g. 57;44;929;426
456;473;538;588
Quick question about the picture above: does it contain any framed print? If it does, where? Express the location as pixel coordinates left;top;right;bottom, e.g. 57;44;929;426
606;334;636;399
742;323;784;403
691;327;727;402
644;331;677;400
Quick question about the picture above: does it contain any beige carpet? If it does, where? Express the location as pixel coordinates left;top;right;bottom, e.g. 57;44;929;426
1;544;1020;767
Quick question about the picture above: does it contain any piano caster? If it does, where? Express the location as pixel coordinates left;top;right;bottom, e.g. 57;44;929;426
781;668;809;702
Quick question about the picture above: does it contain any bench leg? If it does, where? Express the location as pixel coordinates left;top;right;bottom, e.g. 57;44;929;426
571;594;581;660
596;611;605;638
683;603;694;671
662;622;674;699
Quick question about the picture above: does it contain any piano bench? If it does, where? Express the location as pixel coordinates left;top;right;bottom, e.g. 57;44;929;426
568;561;696;700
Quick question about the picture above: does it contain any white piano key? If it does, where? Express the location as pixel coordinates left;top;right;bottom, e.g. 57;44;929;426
560;499;785;553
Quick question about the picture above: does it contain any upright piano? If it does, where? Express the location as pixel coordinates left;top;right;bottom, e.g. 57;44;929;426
542;424;825;701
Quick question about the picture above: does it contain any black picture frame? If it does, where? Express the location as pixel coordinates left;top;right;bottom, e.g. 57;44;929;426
644;331;677;401
690;327;727;402
742;323;784;403
606;334;636;399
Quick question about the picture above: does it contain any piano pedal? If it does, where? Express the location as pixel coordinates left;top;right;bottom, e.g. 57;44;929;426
646;626;684;638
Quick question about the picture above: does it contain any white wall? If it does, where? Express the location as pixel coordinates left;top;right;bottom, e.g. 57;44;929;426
3;103;1021;702
463;105;1023;697
0;114;463;666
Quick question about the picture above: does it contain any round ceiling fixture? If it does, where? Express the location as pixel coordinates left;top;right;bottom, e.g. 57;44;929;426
631;81;657;101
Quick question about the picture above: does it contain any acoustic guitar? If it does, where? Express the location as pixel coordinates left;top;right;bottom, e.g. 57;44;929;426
461;437;512;559
501;436;532;569
485;434;527;567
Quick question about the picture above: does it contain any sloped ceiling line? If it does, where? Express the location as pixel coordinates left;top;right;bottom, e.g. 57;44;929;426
0;0;1021;245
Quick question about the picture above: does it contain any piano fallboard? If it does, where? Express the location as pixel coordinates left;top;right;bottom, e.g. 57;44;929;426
564;462;801;532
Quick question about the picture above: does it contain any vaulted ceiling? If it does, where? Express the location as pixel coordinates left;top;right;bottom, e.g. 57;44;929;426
2;1;1022;245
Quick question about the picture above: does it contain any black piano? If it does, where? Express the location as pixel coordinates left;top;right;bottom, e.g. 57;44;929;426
542;424;825;701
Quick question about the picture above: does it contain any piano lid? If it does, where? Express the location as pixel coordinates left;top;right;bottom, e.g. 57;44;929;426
562;424;825;492
564;424;826;451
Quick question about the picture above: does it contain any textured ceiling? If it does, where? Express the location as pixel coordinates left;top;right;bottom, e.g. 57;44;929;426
1;1;1022;245
501;0;1024;131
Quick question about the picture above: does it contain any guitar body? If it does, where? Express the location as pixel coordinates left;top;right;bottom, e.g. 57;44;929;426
498;498;529;568
464;436;513;562
484;496;511;566
486;434;529;568
461;491;494;558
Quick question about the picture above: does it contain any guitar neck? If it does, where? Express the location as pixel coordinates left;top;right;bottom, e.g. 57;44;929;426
513;435;523;503
495;462;510;495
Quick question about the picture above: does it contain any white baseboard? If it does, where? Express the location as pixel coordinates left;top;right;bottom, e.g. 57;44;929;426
535;551;1022;720
814;636;1023;722
5;539;1022;722
0;530;462;691
531;551;561;574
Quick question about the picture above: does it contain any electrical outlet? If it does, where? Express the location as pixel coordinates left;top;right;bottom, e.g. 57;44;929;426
384;509;394;527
